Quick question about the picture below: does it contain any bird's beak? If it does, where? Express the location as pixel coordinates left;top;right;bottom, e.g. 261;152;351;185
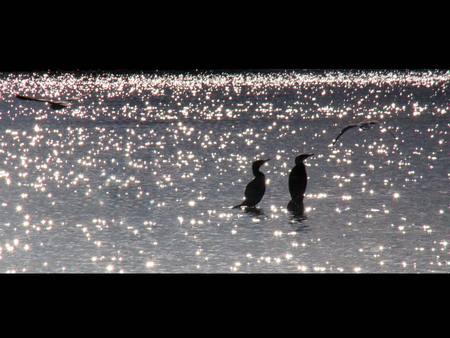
307;154;314;158
264;159;271;162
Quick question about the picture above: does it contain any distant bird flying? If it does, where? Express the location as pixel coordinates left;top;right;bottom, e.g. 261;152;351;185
233;159;270;209
16;94;71;110
332;120;394;145
287;153;313;213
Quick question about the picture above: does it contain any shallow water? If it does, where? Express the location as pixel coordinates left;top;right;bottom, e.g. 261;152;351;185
0;70;448;273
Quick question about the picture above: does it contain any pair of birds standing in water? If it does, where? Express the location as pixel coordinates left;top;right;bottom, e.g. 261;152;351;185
233;153;314;215
232;119;396;214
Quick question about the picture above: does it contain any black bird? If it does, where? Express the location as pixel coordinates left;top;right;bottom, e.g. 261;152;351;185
287;153;314;213
332;120;386;145
16;94;71;110
233;159;270;209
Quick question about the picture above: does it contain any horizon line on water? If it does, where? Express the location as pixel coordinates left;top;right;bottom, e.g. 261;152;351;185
0;68;449;75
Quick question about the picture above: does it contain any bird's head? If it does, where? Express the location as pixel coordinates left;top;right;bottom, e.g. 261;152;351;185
252;159;270;171
295;153;314;165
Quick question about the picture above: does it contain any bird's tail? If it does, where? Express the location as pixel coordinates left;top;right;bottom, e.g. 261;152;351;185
232;201;246;209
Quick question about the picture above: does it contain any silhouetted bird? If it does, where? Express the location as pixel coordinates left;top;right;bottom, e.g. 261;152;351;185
332;120;386;145
287;199;304;215
233;159;270;209
16;94;71;110
287;153;313;213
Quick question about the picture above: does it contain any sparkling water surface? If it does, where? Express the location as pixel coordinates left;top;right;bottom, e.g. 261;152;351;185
0;70;448;273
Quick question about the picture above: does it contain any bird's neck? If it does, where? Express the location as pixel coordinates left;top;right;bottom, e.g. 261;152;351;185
253;168;264;177
295;162;306;169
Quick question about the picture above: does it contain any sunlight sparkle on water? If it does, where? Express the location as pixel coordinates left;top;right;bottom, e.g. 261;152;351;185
0;70;448;272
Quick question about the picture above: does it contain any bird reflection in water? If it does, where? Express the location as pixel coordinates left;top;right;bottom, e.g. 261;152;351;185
288;200;309;226
288;200;305;217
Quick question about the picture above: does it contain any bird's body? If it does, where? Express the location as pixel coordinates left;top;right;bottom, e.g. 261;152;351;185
287;199;304;214
289;162;307;201
16;94;70;110
233;159;270;209
332;120;381;145
241;175;266;207
287;153;313;213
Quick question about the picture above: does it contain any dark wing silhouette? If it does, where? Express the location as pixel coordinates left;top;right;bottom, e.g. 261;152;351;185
359;120;379;130
48;102;69;110
332;124;358;145
16;94;69;110
233;176;266;209
16;94;49;103
244;176;266;207
289;165;307;201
